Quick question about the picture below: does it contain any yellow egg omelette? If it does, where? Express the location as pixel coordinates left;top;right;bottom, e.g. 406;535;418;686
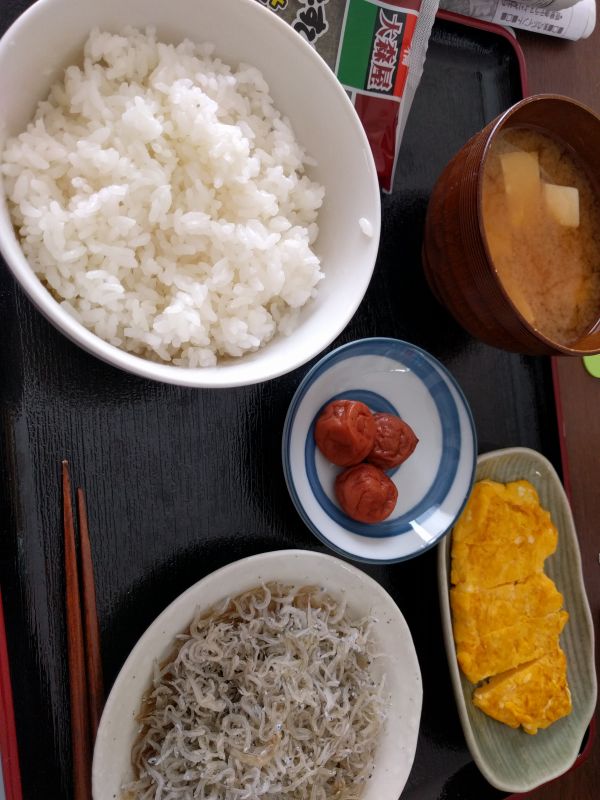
450;479;572;733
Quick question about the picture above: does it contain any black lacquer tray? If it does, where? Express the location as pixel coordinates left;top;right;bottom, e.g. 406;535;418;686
0;8;561;799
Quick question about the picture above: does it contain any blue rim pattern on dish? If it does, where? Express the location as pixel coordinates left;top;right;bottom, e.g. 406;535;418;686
282;338;477;564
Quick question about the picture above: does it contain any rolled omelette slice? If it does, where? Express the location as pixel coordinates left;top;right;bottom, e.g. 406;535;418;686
455;608;568;684
452;479;542;544
451;573;564;647
473;646;572;734
451;480;557;589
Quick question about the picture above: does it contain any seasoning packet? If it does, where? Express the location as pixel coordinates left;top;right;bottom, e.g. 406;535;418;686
256;0;440;192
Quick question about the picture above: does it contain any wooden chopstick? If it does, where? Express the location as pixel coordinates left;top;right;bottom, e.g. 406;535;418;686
62;461;104;800
63;461;92;800
77;487;104;739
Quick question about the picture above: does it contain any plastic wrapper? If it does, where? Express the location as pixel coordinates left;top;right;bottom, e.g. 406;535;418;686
441;0;596;40
257;0;440;192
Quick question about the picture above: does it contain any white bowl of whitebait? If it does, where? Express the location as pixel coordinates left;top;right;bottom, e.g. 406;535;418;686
93;549;422;800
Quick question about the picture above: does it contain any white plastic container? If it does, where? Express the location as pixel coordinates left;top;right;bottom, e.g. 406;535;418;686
442;0;596;40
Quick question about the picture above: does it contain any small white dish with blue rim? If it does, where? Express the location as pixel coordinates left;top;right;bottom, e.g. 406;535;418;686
282;337;477;563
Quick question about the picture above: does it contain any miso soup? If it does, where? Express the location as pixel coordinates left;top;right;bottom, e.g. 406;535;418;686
481;127;600;345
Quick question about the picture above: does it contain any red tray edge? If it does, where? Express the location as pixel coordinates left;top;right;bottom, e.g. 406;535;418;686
435;8;528;98
0;591;23;800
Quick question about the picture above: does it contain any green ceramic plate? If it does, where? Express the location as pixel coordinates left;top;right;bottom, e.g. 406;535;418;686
438;447;597;793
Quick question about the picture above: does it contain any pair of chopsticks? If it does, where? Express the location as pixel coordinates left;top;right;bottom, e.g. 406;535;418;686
62;461;104;800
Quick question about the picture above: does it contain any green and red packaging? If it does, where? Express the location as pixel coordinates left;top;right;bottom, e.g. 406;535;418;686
256;0;439;192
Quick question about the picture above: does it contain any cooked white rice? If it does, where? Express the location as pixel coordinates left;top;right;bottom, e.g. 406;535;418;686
1;28;325;367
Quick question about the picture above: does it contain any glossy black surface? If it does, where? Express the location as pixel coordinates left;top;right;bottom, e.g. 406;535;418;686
0;9;558;800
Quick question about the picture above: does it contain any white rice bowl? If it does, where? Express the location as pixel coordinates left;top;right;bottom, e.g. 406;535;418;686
2;27;325;368
0;0;380;388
